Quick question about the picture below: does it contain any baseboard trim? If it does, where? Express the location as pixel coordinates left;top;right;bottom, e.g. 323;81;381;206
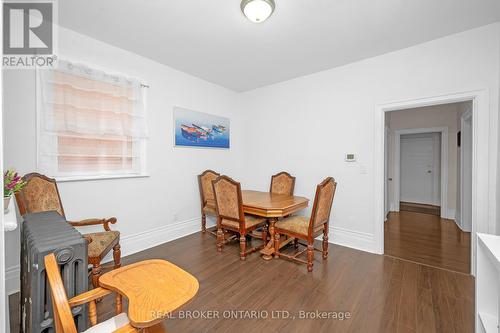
328;226;376;254
5;216;215;295
442;209;455;220
104;216;209;262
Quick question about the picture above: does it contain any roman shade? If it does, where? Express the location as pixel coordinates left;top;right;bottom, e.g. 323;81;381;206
37;60;148;178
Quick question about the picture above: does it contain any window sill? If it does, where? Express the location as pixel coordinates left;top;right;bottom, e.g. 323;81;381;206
55;174;150;183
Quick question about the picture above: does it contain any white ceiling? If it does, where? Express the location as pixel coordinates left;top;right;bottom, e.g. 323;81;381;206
59;0;500;92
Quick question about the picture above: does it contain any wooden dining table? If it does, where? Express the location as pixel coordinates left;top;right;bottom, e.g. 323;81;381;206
207;190;309;260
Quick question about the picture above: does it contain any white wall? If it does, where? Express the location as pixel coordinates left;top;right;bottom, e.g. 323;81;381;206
2;26;243;293
239;23;500;253
386;103;466;218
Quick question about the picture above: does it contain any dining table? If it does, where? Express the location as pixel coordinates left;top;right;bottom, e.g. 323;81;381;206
207;190;309;260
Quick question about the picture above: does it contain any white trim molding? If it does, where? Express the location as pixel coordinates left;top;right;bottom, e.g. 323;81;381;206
393;127;449;219
374;89;493;276
328;226;376;254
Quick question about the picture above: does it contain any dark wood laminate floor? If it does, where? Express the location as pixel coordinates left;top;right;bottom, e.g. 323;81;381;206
385;211;471;274
10;228;474;332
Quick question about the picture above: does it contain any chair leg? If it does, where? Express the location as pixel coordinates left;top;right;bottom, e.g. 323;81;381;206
216;228;224;252
201;214;207;233
274;232;280;259
322;227;329;260
91;263;102;288
294;238;299;249
261;224;268;244
240;234;247;260
307;244;314;272
113;244;121;269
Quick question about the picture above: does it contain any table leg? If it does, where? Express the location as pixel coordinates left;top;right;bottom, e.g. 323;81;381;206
260;218;277;260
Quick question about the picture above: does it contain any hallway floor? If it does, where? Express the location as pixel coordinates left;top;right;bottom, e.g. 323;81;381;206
384;211;471;274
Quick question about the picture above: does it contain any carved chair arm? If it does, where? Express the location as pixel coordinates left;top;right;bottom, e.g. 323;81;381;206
68;287;113;307
68;217;118;231
69;287;120;327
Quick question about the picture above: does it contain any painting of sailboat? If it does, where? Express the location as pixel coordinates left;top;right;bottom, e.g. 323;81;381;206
174;107;230;148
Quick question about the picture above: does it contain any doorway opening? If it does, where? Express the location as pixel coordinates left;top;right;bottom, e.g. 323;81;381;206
383;101;472;274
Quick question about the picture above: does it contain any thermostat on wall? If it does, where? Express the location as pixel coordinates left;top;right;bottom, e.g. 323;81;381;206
345;153;357;162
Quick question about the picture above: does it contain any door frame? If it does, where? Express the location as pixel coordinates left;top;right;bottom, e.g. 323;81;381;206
394;127;448;218
384;125;390;219
459;110;473;231
374;89;493;276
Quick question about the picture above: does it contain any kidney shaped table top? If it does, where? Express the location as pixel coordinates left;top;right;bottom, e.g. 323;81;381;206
99;259;199;329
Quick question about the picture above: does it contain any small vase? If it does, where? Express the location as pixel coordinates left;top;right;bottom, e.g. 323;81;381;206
4;196;11;213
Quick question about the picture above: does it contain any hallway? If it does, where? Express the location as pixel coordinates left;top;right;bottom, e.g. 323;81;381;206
384;211;471;274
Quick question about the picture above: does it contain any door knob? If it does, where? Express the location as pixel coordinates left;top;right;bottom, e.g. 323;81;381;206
427;170;432;173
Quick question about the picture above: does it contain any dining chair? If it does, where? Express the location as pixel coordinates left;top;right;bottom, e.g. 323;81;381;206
15;172;121;288
270;171;296;196
273;177;337;272
212;175;268;260
44;253;167;333
198;170;220;235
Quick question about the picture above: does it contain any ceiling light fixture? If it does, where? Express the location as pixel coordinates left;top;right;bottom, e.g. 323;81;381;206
241;0;275;23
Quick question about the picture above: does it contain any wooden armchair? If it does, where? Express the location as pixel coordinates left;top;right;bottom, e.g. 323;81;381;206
15;173;121;288
198;170;220;235
270;171;296;196
274;177;337;272
212;175;268;260
44;253;167;333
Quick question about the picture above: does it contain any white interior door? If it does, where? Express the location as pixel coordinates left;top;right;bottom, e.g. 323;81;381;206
400;133;441;205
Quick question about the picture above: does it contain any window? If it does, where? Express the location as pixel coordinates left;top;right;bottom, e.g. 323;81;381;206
37;60;148;180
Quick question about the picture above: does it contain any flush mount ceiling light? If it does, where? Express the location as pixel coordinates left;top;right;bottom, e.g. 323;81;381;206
241;0;276;23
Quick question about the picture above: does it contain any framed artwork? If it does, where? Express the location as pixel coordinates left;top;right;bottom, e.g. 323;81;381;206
173;107;230;149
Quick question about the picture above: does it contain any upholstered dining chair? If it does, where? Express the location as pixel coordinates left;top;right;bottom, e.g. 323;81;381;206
212;175;268;260
198;169;220;235
15;173;121;288
270;171;296;196
44;253;167;333
273;177;337;272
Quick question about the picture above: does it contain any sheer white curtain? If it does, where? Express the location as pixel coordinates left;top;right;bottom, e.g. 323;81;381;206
37;60;148;178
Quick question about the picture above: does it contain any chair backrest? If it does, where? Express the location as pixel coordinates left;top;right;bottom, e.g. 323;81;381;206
212;176;244;225
198;170;220;207
44;253;78;333
309;177;337;231
15;173;65;217
270;172;296;196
